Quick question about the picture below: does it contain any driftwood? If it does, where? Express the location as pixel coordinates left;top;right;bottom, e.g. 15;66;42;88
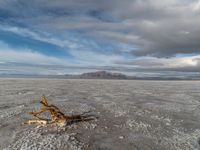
24;95;95;127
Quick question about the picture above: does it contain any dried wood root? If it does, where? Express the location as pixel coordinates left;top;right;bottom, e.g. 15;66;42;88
24;95;95;127
24;119;48;126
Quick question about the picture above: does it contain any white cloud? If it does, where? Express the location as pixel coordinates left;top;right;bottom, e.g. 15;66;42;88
117;55;200;71
0;41;67;65
0;40;126;68
192;0;200;11
69;49;125;66
0;25;73;48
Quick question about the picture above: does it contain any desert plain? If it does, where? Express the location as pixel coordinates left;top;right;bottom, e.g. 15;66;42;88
0;78;200;150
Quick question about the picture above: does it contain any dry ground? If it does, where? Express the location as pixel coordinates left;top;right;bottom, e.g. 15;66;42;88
0;78;200;150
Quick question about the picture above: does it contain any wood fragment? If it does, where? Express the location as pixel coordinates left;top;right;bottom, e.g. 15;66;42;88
24;95;95;127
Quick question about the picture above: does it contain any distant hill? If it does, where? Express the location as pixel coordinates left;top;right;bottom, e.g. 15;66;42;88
78;71;128;79
1;71;199;80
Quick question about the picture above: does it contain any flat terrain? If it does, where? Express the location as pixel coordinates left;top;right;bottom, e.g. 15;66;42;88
0;79;200;150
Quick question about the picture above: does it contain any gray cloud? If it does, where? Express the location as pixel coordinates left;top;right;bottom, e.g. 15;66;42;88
1;0;200;77
1;0;200;57
42;0;200;57
115;56;200;72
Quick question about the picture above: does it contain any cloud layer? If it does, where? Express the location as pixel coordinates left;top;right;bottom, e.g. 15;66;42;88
0;0;200;77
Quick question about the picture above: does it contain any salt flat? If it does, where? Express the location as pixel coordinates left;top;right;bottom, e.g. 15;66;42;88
0;78;200;150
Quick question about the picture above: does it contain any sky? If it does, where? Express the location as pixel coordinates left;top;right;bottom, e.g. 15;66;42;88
0;0;200;78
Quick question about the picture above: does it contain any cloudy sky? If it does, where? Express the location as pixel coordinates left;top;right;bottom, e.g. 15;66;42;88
0;0;200;78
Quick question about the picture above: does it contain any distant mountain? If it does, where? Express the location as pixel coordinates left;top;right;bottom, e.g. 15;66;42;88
1;71;199;80
79;71;128;79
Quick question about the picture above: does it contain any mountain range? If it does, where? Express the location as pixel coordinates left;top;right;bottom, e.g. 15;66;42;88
0;71;198;80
